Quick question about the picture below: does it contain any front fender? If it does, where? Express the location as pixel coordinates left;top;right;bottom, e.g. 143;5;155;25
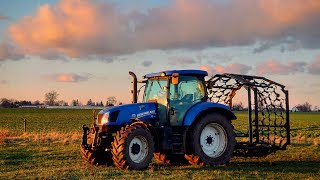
182;102;236;126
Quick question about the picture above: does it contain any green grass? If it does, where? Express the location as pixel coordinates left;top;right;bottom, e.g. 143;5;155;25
0;139;319;179
232;111;320;138
0;109;319;179
0;108;94;134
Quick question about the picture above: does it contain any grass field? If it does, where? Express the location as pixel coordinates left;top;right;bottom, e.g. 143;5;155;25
0;108;319;179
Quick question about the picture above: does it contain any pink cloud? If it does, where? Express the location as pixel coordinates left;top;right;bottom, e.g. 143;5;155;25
200;65;214;76
256;59;307;75
200;63;252;76
9;0;132;58
135;0;320;50
45;73;90;82
308;56;320;74
4;0;320;60
216;63;252;74
0;80;8;85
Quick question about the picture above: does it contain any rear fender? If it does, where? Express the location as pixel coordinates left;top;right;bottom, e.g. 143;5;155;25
182;102;236;126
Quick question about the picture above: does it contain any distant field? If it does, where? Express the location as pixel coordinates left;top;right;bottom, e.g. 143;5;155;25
0;108;319;137
0;108;319;179
0;108;93;133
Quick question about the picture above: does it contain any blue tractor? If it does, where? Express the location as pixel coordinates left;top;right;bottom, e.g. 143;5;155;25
81;70;290;170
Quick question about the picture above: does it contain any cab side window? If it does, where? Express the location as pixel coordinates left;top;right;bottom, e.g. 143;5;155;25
169;76;205;125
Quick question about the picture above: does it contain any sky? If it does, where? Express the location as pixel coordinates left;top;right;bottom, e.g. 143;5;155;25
0;0;319;108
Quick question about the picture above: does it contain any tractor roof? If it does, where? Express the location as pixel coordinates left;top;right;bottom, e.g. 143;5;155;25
144;70;208;78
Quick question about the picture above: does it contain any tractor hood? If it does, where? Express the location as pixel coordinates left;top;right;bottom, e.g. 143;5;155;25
97;102;158;126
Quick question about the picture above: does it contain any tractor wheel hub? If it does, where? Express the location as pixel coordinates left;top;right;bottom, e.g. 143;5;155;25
131;143;141;155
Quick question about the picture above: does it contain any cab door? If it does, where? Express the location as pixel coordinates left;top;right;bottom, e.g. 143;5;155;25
143;78;169;125
169;76;206;126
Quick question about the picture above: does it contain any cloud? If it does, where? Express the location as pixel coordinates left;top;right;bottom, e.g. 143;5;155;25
253;38;303;54
142;60;152;67
0;15;9;20
0;80;8;85
215;63;252;74
256;59;307;75
0;42;24;61
307;56;320;74
6;0;320;59
0;13;10;20
200;63;252;76
168;56;196;66
203;58;317;76
45;73;90;82
200;65;214;76
135;0;320;50
9;0;133;58
253;41;281;54
197;53;233;63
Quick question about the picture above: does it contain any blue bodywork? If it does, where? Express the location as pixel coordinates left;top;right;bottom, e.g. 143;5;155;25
98;102;158;126
144;70;208;78
98;69;235;127
183;102;236;126
98;101;235;126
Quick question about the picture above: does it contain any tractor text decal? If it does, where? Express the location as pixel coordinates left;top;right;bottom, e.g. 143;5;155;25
132;110;156;118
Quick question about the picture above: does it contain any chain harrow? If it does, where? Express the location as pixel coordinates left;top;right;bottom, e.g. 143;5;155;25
207;74;290;154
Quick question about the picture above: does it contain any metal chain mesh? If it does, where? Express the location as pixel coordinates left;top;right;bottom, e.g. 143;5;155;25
207;74;289;149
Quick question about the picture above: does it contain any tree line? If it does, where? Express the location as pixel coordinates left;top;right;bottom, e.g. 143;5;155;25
0;90;122;108
231;101;319;112
0;90;318;112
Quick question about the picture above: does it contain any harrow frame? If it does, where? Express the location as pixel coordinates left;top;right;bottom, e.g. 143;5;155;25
207;73;290;156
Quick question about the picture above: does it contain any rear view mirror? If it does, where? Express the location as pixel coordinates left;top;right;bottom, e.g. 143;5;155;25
172;73;179;85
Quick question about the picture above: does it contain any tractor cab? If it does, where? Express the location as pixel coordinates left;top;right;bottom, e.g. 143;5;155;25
142;70;208;126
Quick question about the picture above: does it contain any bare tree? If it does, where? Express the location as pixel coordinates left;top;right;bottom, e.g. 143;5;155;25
107;96;117;106
71;99;77;106
87;99;93;106
0;98;16;108
296;102;312;112
45;90;59;106
33;100;41;105
232;102;244;111
57;100;68;106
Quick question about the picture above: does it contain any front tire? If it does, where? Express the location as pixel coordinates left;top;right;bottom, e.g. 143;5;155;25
112;124;154;170
80;146;112;166
191;113;235;165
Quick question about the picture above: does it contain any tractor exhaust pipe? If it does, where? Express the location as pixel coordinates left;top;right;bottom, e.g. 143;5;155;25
129;71;137;103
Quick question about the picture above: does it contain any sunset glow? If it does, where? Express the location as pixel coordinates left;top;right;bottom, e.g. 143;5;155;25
0;0;319;108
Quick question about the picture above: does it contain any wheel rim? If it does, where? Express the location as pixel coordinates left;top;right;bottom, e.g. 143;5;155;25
200;123;227;158
129;135;148;163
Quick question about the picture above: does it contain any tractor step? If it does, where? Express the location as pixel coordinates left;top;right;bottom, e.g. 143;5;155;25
171;133;184;153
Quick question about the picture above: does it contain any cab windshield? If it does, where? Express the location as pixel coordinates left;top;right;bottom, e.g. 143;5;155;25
143;78;168;123
143;79;168;104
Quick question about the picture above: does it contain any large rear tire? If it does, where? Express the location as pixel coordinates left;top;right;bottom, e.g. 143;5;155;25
189;113;235;166
112;124;154;170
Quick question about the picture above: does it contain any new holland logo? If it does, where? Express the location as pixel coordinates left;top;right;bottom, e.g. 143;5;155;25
132;110;156;118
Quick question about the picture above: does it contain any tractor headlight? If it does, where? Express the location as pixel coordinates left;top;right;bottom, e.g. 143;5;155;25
101;112;109;124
